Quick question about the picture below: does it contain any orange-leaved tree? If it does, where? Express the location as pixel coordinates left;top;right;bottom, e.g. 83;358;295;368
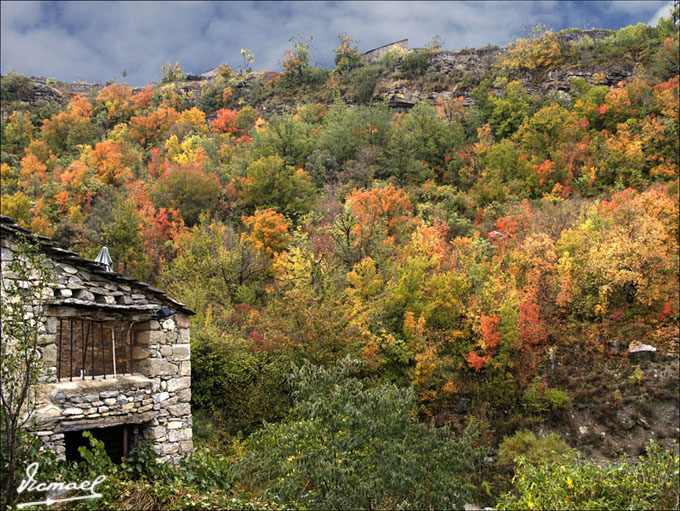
242;208;291;257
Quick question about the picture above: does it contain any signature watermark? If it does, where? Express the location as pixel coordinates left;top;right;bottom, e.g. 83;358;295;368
16;462;106;508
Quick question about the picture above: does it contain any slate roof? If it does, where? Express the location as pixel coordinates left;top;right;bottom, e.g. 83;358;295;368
0;215;194;315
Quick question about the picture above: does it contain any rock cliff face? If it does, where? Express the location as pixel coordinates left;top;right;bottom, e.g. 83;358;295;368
20;77;102;105
375;29;634;110
0;76;102;122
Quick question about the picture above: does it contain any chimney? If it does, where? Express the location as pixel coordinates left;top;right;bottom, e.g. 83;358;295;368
94;246;113;272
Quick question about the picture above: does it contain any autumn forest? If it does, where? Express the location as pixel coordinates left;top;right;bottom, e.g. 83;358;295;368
1;13;679;510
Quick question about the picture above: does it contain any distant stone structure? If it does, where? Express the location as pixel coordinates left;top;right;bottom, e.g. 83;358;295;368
361;39;409;63
0;215;194;464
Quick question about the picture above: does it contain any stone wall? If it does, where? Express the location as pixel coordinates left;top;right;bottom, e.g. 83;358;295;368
361;39;409;63
31;311;193;463
134;313;193;461
1;216;194;464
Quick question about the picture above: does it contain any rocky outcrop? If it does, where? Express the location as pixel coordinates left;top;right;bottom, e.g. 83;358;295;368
426;45;504;78
556;28;613;44
629;341;658;362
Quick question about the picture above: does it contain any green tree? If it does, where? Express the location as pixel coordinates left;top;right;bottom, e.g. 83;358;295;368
0;191;33;227
0;72;33;103
280;36;312;86
426;35;445;51
191;333;292;436
161;219;267;316
386;102;464;183
250;114;314;167
104;198;145;276
318;101;392;165
240;155;314;222
239;49;255;74
2;111;34;163
346;65;380;105
236;357;483;510
151;163;221;226
488;79;530;138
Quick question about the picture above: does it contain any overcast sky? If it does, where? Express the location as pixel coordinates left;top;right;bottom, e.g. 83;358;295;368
1;1;674;86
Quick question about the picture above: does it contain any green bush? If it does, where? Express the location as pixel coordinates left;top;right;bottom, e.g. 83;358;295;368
612;23;652;49
399;51;431;78
29;99;63;127
468;371;519;412
497;441;679;510
301;66;329;87
378;49;402;70
234;356;484;509
543;387;571;411
14;431;240;510
304;148;339;186
197;80;229;113
191;332;292;436
0;72;33;102
347;65;379;104
522;377;571;414
497;430;573;470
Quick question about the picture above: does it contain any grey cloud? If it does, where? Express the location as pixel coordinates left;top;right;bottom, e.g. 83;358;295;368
606;0;667;16
648;1;674;25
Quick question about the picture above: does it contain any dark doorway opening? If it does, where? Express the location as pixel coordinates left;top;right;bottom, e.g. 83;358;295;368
64;424;140;463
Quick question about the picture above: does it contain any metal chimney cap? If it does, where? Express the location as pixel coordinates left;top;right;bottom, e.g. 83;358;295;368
154;307;175;320
94;246;113;271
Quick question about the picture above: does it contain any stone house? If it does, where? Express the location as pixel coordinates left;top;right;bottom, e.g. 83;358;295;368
0;215;194;464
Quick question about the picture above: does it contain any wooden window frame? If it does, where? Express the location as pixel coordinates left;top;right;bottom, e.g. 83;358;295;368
57;318;135;380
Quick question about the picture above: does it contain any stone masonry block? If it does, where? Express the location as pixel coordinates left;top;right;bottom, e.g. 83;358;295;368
45;316;59;334
178;329;190;344
172;344;190;361
41;343;58;367
175;314;190;328
168;403;191;416
176;388;191;403
166;377;190;393
138;358;177;377
136;330;165;345
132;346;150;360
153;391;170;403
168;428;191;442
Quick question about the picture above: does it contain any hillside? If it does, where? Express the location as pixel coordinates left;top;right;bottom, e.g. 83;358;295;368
0;29;654;116
1;18;679;510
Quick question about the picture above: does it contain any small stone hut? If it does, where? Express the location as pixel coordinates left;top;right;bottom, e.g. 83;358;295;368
361;39;409;63
0;215;194;464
